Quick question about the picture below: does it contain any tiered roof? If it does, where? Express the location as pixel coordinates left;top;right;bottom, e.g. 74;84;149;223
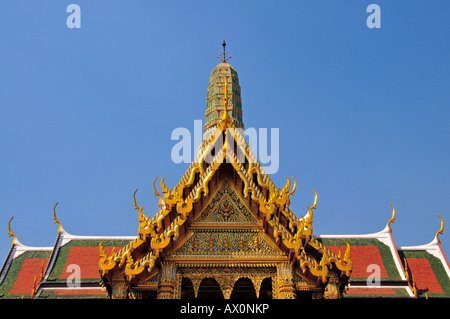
2;210;448;298
318;212;449;298
1;214;133;299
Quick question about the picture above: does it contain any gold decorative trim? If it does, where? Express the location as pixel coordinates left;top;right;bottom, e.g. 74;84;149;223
7;216;16;246
436;214;444;244
53;202;62;234
387;203;396;232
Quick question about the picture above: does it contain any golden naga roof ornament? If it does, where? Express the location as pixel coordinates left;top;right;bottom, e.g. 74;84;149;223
387;203;396;232
276;176;297;207
8;216;16;246
294;189;318;240
152;176;164;209
403;257;410;281
99;240;117;276
133;189;148;233
133;188;143;212
39;260;45;283
436;214;444;244
333;241;353;277
160;176;177;206
288;176;297;197
311;188;318;210
99;240;107;263
31;276;37;299
306;189;318;228
411;273;418;298
53;202;62;234
29;260;46;298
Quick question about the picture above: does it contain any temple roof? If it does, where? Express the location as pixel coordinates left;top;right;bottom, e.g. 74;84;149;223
317;217;450;298
0;242;52;298
0;222;134;299
318;226;413;297
1;209;448;298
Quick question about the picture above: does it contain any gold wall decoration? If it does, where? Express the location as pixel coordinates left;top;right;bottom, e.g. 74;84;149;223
172;229;283;257
195;182;257;224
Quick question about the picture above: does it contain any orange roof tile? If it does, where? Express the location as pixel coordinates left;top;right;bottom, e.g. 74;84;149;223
327;245;388;279
60;246;116;280
9;258;48;295
407;258;443;293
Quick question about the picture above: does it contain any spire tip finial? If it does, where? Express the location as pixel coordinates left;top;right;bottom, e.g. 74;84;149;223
217;40;231;63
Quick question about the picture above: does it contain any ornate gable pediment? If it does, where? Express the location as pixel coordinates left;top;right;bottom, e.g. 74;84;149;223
170;230;284;258
194;182;257;224
169;181;286;259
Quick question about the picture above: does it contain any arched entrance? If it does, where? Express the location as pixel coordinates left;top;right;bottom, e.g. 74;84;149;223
230;278;257;299
180;277;195;299
197;278;224;299
258;277;272;299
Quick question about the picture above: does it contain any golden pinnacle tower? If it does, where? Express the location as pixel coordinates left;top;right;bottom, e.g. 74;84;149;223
204;41;243;140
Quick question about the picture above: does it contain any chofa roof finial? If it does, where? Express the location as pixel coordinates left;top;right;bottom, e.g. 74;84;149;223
436;214;444;244
8;216;16;246
387;204;396;232
53;202;62;234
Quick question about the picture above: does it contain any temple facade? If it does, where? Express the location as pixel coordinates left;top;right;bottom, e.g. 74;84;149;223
1;46;449;299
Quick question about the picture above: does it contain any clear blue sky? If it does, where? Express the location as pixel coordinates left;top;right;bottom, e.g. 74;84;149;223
1;1;449;261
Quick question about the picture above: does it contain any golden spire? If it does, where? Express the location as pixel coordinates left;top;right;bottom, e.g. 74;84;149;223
435;214;444;244
387;203;396;232
221;77;231;126
53;202;62;234
8;216;16;246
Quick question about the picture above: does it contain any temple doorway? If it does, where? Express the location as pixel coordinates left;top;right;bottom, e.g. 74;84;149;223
258;277;272;299
230;277;257;299
197;278;224;299
180;277;195;299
